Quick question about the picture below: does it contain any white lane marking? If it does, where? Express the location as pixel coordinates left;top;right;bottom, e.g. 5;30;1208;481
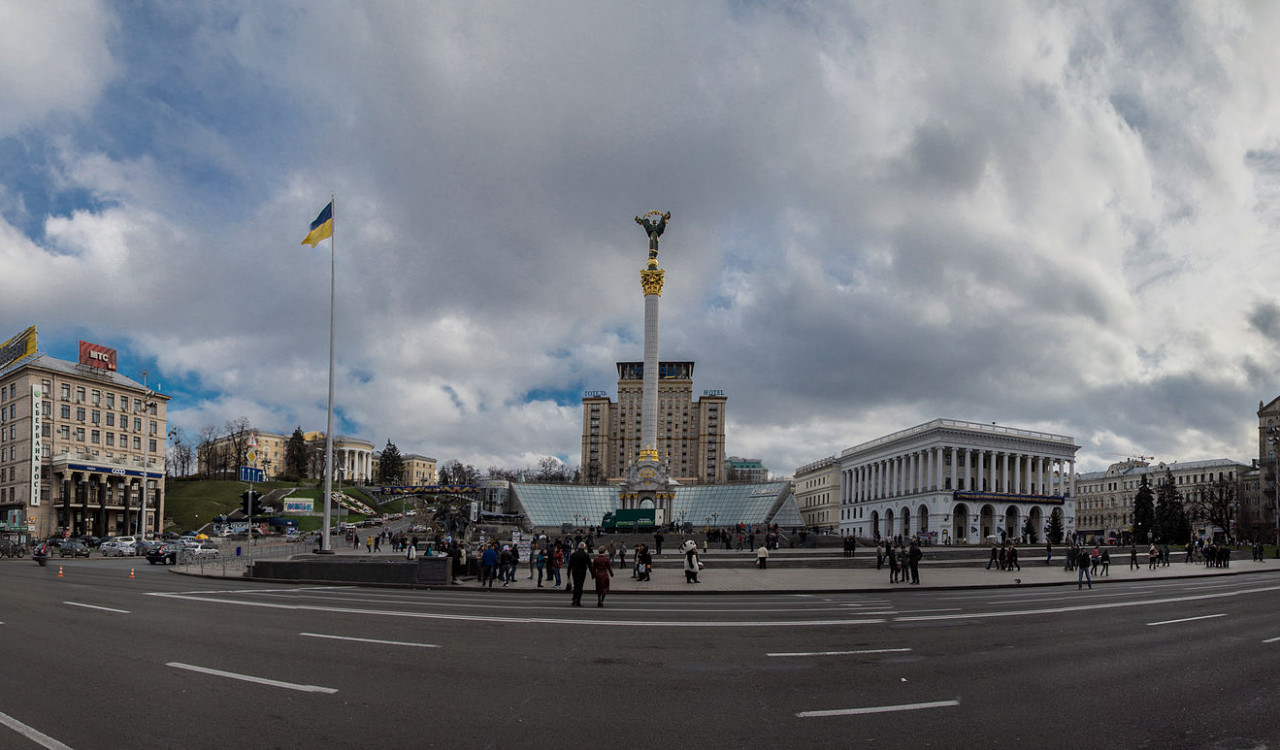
1147;613;1226;626
798;699;960;718
768;648;911;657
148;593;885;627
167;662;338;694
895;583;1280;623
895;608;962;614
0;710;74;750
64;602;130;614
300;633;440;649
1262;635;1280;643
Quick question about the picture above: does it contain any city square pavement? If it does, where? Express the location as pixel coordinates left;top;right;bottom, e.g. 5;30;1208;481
231;542;1277;594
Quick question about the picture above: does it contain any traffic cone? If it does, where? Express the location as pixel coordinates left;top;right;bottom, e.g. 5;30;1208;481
129;568;135;579
57;565;63;578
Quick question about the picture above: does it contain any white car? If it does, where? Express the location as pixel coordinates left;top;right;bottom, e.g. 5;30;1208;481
180;541;220;559
101;538;137;557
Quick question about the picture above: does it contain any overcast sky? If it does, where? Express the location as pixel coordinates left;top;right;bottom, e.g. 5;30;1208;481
3;2;1280;477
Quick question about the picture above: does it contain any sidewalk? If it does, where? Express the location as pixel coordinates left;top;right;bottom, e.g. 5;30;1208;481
180;543;1280;594
453;557;1280;595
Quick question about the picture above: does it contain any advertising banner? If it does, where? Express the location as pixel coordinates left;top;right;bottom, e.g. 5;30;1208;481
78;340;117;371
30;384;41;506
0;326;36;371
284;500;314;513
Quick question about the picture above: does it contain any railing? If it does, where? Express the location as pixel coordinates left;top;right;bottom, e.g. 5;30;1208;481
172;538;306;577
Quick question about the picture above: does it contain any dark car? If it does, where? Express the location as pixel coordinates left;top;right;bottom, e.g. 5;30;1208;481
58;540;91;558
145;543;179;565
80;535;101;548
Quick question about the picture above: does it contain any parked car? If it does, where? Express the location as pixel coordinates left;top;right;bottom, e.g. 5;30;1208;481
58;540;91;558
101;538;137;557
0;539;26;558
146;543;179;565
79;535;101;548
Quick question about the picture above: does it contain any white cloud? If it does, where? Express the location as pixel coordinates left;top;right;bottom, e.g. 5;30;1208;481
4;3;1280;476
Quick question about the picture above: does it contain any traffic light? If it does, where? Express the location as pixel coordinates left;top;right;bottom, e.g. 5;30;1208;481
240;489;261;515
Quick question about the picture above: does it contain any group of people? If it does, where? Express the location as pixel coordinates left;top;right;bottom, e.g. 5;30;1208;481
986;543;1022;572
874;539;923;584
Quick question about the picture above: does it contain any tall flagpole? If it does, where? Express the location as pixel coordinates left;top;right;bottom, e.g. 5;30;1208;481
321;193;336;552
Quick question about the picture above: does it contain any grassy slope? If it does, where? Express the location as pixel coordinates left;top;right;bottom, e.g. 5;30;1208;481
164;478;379;532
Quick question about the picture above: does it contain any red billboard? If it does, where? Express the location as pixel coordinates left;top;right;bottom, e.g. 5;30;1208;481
78;340;117;371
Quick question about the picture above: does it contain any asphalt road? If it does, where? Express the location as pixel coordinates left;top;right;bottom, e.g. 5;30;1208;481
3;558;1280;749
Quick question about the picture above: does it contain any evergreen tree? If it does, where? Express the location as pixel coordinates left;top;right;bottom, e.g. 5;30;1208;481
378;439;405;485
1154;469;1191;544
1132;474;1156;544
1047;507;1064;544
284;427;309;480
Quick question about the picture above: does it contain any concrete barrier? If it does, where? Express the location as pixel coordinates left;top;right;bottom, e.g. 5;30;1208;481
251;556;452;586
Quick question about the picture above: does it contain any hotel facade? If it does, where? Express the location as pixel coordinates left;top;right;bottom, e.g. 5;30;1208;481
838;419;1079;544
0;329;167;541
580;361;727;486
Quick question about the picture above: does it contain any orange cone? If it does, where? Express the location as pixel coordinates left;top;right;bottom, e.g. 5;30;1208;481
58;565;63;578
129;567;135;579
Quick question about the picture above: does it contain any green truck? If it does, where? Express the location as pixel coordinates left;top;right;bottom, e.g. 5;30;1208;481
601;509;656;531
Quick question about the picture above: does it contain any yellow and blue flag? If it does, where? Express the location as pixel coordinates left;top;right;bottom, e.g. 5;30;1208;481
301;201;334;247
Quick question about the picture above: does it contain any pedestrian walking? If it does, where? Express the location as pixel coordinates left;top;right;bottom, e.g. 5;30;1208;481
682;539;701;583
637;544;653;581
1045;542;1052;566
908;538;923;584
406;539;417;560
592;546;613;607
987;544;1000;571
366;536;373;553
1129;544;1139;570
1077;551;1093;590
1100;548;1110;576
756;545;769;570
567;542;591;606
481;544;498;589
551;544;564;587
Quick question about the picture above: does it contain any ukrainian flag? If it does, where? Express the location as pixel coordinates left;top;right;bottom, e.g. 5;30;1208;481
301;201;334;247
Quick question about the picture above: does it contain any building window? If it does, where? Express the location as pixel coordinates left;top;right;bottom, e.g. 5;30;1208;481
76;387;85;403
76;407;85;421
106;393;115;410
91;430;100;444
91;410;100;424
75;428;85;442
92;390;101;405
60;404;70;419
106;433;114;447
61;384;70;401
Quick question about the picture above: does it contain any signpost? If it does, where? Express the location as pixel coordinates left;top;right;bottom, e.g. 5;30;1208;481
239;464;264;544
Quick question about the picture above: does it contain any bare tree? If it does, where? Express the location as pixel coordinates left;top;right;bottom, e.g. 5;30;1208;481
223;417;252;478
1186;478;1238;541
196;424;223;478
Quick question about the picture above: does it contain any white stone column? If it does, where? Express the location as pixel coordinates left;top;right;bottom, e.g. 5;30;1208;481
950;447;958;492
976;450;985;493
1069;459;1076;498
935;446;943;491
1012;453;1021;495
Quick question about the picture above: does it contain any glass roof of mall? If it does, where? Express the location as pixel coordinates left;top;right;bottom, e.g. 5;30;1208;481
510;482;803;529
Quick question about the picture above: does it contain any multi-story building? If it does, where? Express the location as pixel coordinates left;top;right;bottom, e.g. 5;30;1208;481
793;456;840;532
580;361;726;485
1074;457;1250;543
727;457;769;483
401;454;437;485
200;429;375;484
838;419;1079;544
0;331;168;541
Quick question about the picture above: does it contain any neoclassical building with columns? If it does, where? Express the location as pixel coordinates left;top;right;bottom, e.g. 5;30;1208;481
838;419;1079;544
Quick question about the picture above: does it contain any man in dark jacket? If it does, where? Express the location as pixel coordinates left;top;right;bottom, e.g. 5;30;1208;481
908;539;923;584
567;542;592;606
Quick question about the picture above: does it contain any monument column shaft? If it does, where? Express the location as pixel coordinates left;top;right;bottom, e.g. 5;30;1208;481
642;292;660;451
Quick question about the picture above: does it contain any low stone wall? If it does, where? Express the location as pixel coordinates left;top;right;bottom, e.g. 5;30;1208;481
251;556;452;586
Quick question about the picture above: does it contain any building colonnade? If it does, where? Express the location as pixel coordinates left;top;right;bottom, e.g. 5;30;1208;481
843;446;1076;503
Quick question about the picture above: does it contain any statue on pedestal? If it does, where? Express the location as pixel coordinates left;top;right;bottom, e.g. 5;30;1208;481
635;210;671;266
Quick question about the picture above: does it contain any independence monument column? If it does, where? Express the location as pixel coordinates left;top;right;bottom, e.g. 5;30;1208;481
622;210;674;519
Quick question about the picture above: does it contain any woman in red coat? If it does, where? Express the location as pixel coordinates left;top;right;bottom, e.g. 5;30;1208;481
592;546;614;608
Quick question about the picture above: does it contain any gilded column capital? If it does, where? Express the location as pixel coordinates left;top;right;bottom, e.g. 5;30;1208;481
640;268;665;297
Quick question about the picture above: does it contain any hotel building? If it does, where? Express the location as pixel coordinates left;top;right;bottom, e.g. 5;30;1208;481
0;331;168;540
580;361;727;486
